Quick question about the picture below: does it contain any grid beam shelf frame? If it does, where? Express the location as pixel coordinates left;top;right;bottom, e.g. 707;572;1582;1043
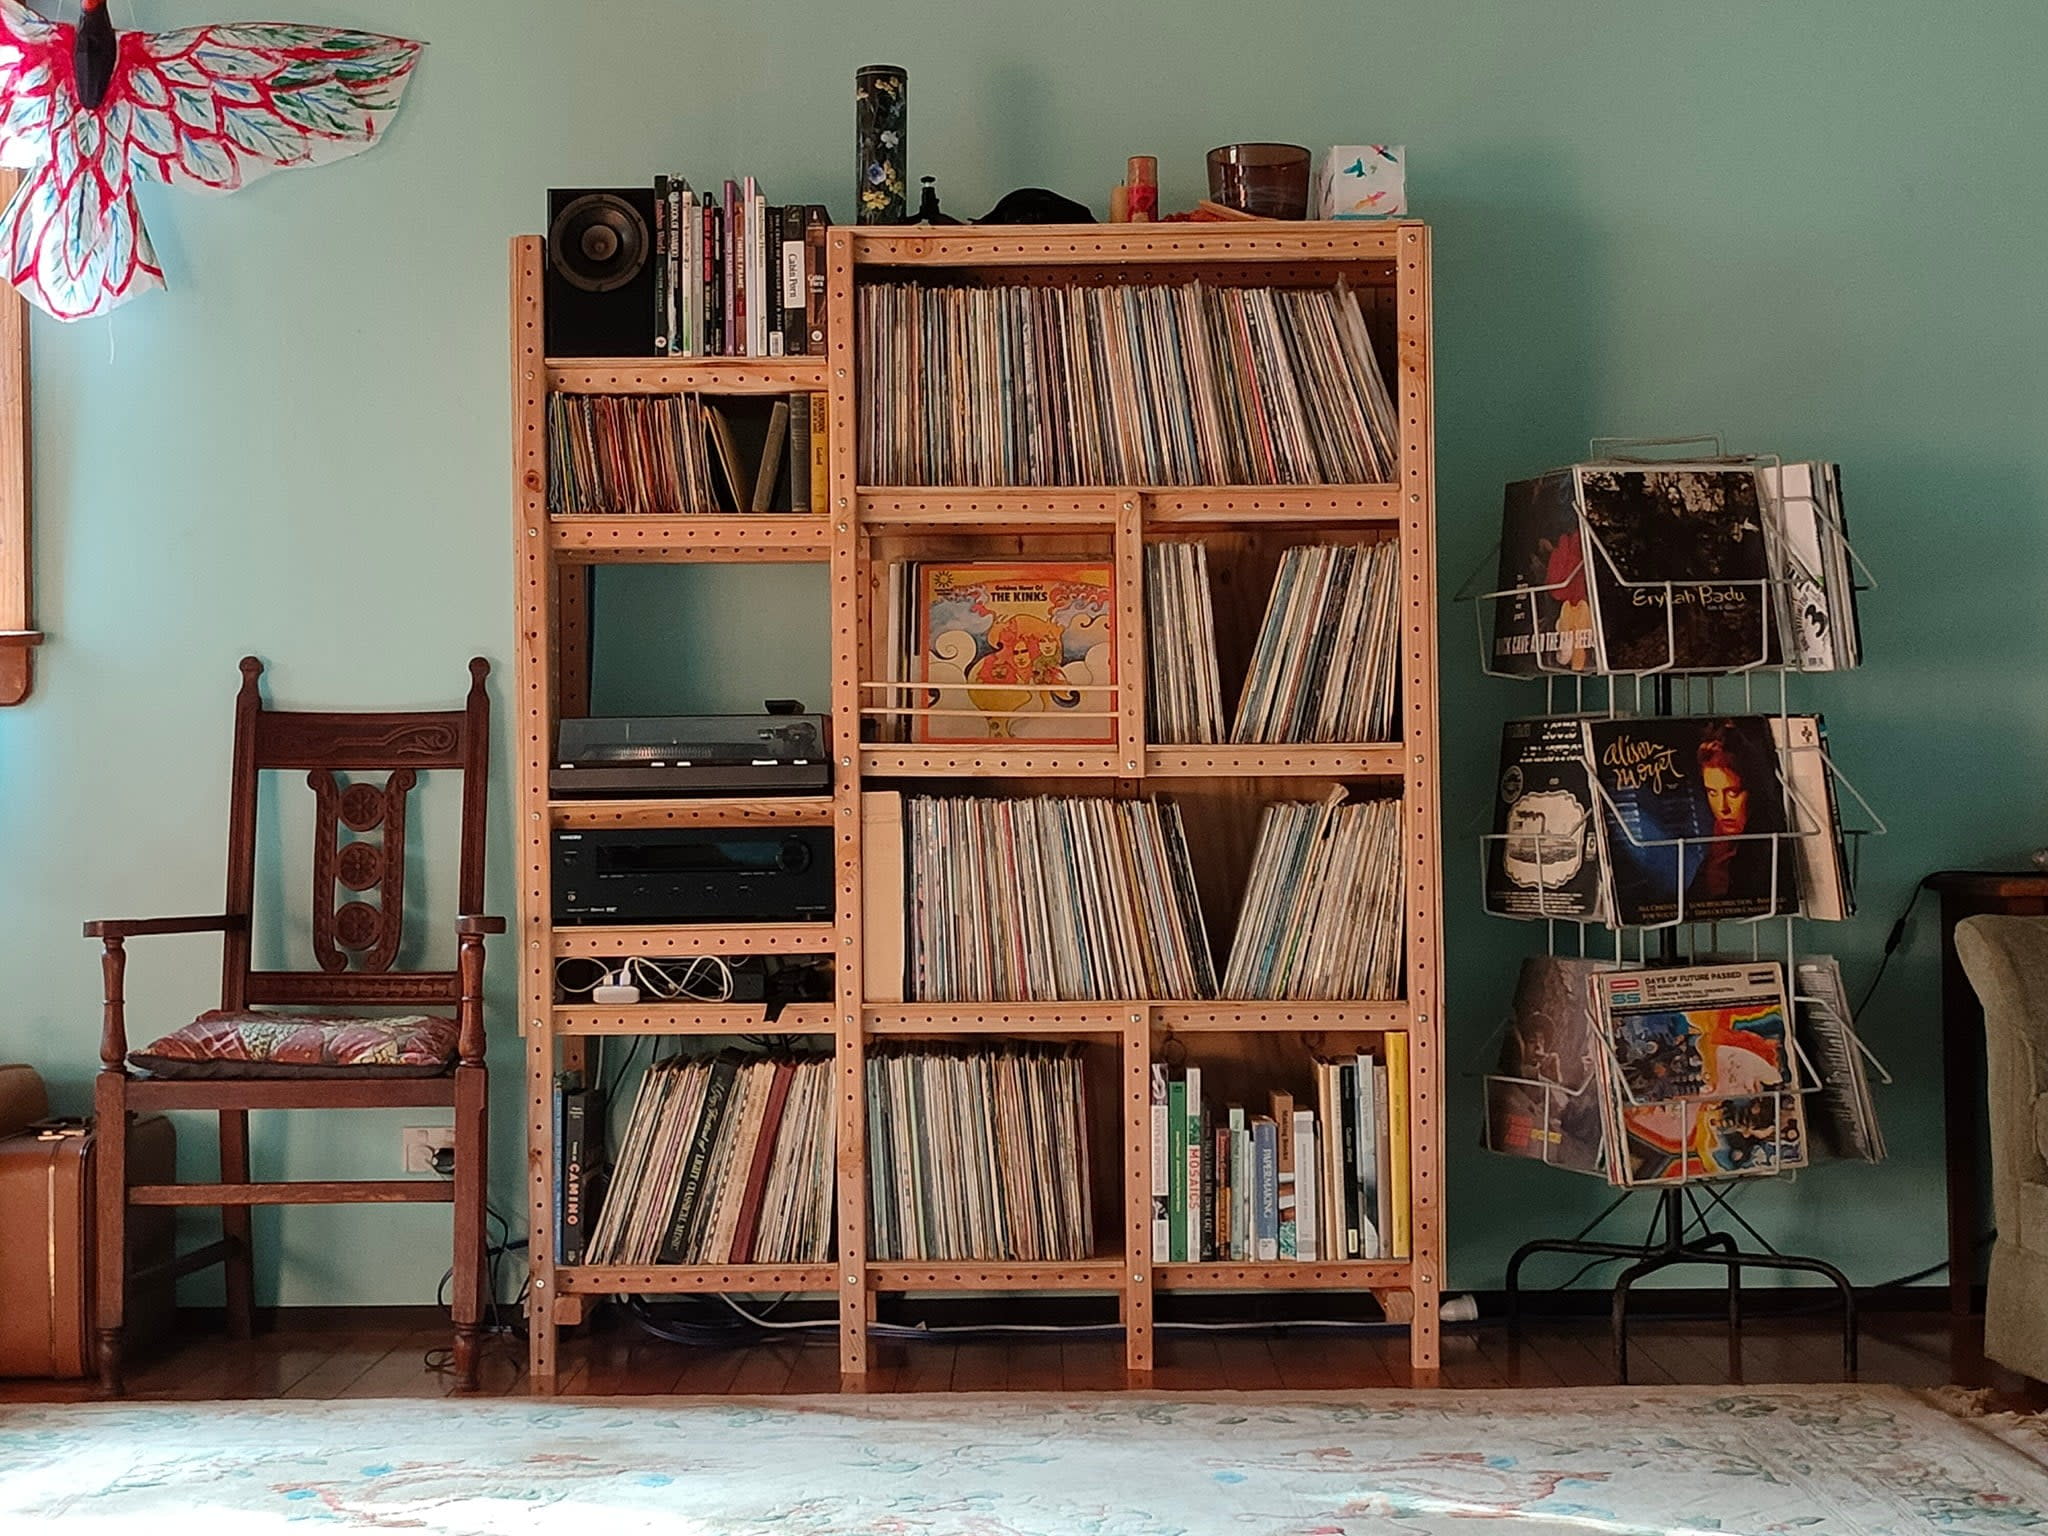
509;219;1443;1395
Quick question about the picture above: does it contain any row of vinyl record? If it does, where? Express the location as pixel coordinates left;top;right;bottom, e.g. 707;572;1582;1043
1485;954;1884;1190
857;281;1400;487
867;1044;1094;1262
546;391;828;516
871;546;1400;747
1150;1046;1413;1264
1490;461;1862;677
558;1051;836;1267
1485;712;1856;928
862;790;1407;1003
647;178;830;358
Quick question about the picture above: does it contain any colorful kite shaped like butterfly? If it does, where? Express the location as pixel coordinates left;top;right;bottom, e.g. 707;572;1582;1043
0;1;421;319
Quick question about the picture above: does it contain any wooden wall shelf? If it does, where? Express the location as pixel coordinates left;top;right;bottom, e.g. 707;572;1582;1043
510;220;1442;1394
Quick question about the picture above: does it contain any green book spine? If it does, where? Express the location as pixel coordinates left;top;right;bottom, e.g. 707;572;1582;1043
1167;1077;1188;1263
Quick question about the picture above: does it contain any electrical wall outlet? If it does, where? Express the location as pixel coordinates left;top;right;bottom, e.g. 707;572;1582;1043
401;1125;457;1176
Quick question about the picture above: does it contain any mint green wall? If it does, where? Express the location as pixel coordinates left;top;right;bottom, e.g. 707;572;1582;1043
5;0;2041;1303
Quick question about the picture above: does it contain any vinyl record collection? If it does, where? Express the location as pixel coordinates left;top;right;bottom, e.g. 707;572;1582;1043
866;1044;1095;1262
857;281;1400;486
898;794;1216;1002
1149;1048;1412;1264
1231;541;1402;743
1144;542;1226;745
548;391;829;515
547;393;714;516
584;1050;835;1266
1221;795;1406;1000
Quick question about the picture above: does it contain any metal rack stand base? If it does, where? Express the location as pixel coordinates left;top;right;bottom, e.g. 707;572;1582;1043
1504;1185;1857;1383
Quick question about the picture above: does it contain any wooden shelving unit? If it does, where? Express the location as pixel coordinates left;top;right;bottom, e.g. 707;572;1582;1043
510;220;1441;1394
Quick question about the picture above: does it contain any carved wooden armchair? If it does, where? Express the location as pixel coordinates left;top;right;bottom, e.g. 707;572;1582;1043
86;657;503;1393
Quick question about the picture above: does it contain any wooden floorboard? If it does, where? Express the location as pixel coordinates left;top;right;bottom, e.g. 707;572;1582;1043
1;1310;2041;1406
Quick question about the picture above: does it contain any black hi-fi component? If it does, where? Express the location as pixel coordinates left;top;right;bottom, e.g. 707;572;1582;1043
544;187;659;358
552;828;834;925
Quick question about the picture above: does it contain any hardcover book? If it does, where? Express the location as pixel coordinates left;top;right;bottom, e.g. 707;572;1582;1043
911;562;1116;743
1486;717;1608;921
1574;464;1781;673
1584;715;1797;926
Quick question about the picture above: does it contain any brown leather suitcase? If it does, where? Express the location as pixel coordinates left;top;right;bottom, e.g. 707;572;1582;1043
0;1065;177;1378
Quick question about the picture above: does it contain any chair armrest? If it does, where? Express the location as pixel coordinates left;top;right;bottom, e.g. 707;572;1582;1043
83;914;244;941
456;914;507;937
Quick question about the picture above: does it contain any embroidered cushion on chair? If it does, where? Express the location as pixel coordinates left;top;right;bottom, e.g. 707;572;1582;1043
129;1011;460;1079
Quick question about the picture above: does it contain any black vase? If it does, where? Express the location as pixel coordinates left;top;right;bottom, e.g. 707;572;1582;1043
855;65;907;225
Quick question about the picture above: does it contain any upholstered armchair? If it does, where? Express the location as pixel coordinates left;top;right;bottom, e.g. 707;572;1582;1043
1955;913;2048;1382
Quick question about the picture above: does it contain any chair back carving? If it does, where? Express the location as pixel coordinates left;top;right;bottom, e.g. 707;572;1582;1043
222;657;491;1013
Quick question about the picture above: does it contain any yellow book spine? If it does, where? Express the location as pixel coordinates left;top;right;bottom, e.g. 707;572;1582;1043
1387;1031;1411;1258
809;392;829;514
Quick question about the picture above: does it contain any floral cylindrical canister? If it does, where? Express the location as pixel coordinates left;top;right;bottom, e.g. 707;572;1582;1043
856;65;907;224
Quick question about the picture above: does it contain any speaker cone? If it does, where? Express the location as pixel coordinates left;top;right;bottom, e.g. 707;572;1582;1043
548;193;650;294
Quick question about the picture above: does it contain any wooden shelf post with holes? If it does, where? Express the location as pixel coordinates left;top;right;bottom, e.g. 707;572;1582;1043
510;219;1442;1394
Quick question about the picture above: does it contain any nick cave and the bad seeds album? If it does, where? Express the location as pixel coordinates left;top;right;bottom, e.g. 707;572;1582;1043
1574;465;1781;673
1491;470;1596;676
1594;963;1806;1185
907;562;1116;744
1486;717;1608;921
1584;715;1797;926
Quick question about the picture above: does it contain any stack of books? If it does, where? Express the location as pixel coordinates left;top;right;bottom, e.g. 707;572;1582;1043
648;177;830;358
1149;1050;1411;1263
866;1044;1094;1261
857;281;1399;486
581;1050;835;1266
547;391;828;515
1221;795;1406;1001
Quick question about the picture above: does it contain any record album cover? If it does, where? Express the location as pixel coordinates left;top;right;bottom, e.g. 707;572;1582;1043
1574;465;1781;673
1593;964;1806;1185
1492;470;1595;676
912;563;1116;743
1585;715;1796;926
1484;954;1613;1176
1486;717;1607;921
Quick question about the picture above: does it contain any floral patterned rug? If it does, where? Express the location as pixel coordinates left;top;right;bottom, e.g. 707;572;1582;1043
3;1385;2044;1533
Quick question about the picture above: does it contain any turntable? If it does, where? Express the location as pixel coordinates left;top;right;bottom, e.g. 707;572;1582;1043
551;708;829;797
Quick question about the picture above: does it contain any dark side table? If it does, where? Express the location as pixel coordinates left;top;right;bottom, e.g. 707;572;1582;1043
1927;868;2048;1315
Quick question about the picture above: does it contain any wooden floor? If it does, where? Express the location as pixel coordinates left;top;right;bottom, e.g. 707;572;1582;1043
3;1309;2043;1404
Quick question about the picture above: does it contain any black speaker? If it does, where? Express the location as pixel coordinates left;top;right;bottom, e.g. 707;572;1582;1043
544;187;658;358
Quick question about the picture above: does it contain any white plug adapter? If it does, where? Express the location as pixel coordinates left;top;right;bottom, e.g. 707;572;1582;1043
591;983;641;1005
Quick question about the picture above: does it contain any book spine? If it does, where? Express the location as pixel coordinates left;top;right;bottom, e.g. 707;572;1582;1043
804;205;829;352
1167;1076;1187;1264
1387;1033;1411;1259
680;189;698;358
552;1070;571;1261
742;178;761;356
1355;1052;1381;1260
721;179;739;354
560;1083;594;1265
1271;1091;1296;1259
1183;1064;1202;1264
1338;1062;1361;1259
1292;1109;1319;1262
781;209;807;356
652;176;670;355
704;199;722;355
764;204;785;357
659;1056;738;1262
789;392;811;512
1208;1117;1226;1261
1149;1063;1170;1263
1254;1118;1279;1262
667;179;684;356
1229;1106;1248;1262
809;392;829;514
